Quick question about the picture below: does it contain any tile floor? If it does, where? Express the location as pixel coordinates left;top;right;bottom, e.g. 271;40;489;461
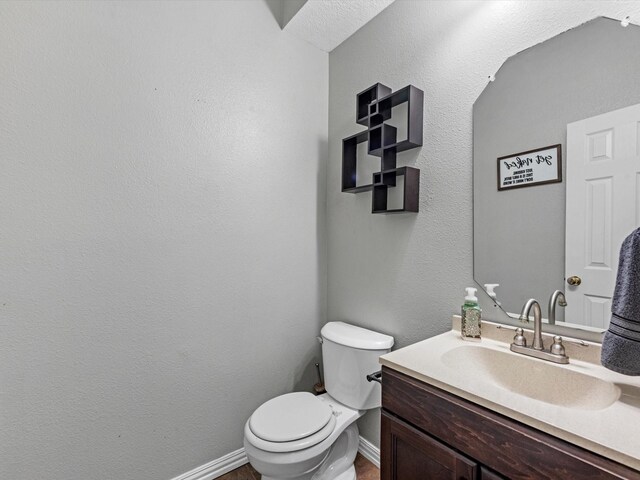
218;453;379;480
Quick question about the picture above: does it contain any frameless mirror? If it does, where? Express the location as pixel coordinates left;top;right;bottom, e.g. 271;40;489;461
473;17;640;336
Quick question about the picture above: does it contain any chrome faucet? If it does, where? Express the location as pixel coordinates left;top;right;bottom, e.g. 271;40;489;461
548;290;567;326
522;298;544;350
510;298;569;364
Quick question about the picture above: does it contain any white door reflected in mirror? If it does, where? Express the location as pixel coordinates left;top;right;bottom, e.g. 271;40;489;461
565;103;640;329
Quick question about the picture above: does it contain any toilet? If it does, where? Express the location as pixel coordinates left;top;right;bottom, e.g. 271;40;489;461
243;322;394;480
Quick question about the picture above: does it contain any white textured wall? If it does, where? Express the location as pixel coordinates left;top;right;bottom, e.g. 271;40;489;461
328;0;640;446
0;1;327;479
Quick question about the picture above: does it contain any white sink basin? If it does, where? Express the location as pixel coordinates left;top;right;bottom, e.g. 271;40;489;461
441;345;620;410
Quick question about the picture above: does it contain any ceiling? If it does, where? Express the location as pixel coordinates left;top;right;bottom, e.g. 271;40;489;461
280;0;396;52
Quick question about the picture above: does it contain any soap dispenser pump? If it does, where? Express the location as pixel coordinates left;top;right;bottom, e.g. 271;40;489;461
484;283;501;307
461;287;481;340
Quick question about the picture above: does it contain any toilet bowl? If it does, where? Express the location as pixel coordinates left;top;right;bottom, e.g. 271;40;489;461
243;322;394;480
244;393;363;480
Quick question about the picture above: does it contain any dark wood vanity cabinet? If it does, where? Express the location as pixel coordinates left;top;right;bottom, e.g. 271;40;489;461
381;367;640;480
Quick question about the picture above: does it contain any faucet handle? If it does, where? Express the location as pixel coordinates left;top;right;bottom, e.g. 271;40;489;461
550;335;566;357
513;327;527;347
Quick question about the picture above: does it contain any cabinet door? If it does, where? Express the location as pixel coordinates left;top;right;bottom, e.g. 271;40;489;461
381;411;477;480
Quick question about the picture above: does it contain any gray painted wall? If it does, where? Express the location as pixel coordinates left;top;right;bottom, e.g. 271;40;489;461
328;0;640;447
474;17;640;317
0;1;327;479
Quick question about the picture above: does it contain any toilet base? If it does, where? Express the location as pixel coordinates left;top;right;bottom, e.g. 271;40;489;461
249;422;360;480
261;464;355;480
331;464;356;480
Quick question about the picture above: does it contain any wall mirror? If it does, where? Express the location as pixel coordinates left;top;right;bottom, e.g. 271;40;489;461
473;17;640;338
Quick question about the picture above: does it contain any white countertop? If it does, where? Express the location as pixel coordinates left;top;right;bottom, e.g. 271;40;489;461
379;318;640;471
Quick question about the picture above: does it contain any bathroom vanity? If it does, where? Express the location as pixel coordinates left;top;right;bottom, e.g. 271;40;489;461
379;319;640;480
381;369;637;479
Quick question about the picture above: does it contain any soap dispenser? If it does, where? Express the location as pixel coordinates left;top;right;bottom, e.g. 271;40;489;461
484;283;501;307
461;287;481;340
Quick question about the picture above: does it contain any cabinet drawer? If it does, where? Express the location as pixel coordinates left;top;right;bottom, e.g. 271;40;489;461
382;367;639;480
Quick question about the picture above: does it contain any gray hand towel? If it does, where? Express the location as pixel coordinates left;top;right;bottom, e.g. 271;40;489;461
601;227;640;375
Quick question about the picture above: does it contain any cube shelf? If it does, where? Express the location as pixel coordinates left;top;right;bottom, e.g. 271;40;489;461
341;130;372;192
368;124;397;157
342;83;424;214
372;167;420;214
356;83;392;126
376;85;424;152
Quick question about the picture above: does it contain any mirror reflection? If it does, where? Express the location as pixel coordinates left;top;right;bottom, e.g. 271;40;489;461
473;17;640;333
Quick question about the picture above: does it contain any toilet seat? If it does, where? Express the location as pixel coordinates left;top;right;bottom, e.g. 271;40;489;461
246;392;337;453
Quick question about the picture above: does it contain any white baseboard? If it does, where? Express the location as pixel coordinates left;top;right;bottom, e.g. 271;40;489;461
170;448;248;480
171;435;379;480
358;435;380;468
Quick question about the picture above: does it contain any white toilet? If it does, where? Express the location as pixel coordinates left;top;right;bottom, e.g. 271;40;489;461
243;322;394;480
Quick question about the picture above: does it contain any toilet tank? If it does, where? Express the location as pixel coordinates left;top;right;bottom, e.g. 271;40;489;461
320;322;394;410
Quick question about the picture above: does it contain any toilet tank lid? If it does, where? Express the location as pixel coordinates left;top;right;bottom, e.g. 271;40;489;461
321;322;394;350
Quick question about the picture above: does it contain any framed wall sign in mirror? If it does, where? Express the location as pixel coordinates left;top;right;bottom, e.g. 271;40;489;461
473;17;640;337
497;144;562;191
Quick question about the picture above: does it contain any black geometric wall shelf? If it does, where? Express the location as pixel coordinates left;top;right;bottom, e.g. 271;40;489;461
342;83;423;214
